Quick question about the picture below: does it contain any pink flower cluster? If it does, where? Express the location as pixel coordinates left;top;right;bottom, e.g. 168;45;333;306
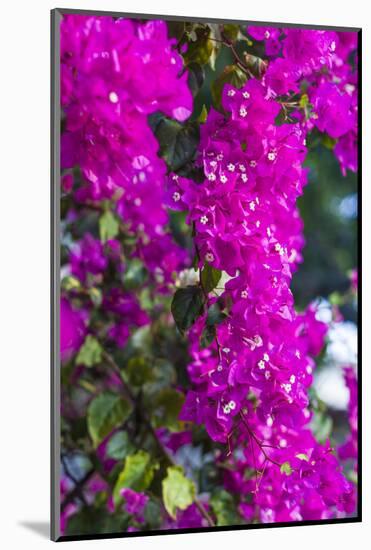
173;29;357;520
60;14;193;354
338;367;358;465
249;27;358;175
60;14;191;273
59;17;358;529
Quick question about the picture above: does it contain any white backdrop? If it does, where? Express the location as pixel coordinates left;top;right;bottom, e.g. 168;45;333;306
0;1;368;548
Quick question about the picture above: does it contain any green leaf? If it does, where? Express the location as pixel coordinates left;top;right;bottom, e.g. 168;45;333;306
200;324;216;348
87;392;133;448
88;287;102;307
107;431;135;460
222;24;240;42
206;301;227;326
76;335;103;367
171;286;204;334
201;263;222;293
149;114;199;172
65;507;126;536
150;388;185;432
61;275;81;291
197;104;208;123
99;210;119;243
243;53;267;79
299;93;309;109
187;62;205;97
210;489;240;526
125;356;154;387
211;65;248;111
329;291;344;306
113;451;157;506
310;411;333;444
184;26;213;66
295;453;309;462
162;466;196;519
322;134;337;150
280;461;293;476
123;259;148;290
144;499;163;529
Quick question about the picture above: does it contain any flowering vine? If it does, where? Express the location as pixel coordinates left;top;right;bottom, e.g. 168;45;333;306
59;15;359;536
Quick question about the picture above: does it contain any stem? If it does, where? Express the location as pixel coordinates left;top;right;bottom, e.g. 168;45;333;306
193;228;223;364
61;467;95;512
239;412;282;469
208;35;254;78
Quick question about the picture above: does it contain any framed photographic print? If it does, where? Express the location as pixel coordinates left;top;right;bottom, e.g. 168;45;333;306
51;8;361;542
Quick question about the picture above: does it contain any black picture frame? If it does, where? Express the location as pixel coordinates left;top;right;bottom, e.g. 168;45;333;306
51;8;362;542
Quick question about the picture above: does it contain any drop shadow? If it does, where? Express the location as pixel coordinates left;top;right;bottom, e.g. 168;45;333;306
19;521;50;539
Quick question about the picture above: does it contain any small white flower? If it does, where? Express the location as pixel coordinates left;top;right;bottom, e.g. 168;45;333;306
241;290;248;299
265;371;271;380
220;174;228;184
256;220;261;228
210;160;217;167
241;174;248;183
345;84;355;94
239;106;247;118
223;404;231;414
172;191;181;202
264;30;270;39
227;89;236;97
263;353;270;362
227;163;235;172
208;173;216;181
109;91;119;103
249;160;257;168
275;243;281;252
290;375;296;384
223;347;230;354
172;174;179;181
217;364;223;372
254;335;263;347
268;151;276;161
205;252;214;263
242;91;250;99
249;201;256;211
239;164;246;172
281;383;292;393
258;360;266;370
217;153;224;161
200;215;208;225
279;438;287;448
229;400;236;410
295;350;301;359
